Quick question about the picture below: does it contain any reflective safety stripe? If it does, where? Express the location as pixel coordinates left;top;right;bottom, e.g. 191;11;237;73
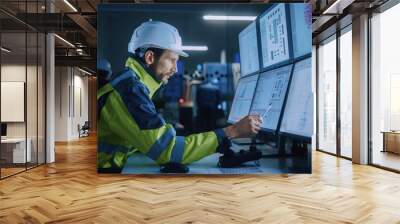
97;83;113;100
110;70;133;88
170;136;185;163
126;57;162;98
146;128;176;161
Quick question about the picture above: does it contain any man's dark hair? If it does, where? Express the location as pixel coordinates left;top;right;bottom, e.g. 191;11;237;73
134;47;165;64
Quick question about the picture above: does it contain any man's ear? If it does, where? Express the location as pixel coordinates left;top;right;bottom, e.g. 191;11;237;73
144;50;155;66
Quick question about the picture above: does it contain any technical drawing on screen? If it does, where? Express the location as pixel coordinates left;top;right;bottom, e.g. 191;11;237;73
239;21;260;76
289;4;312;59
259;4;290;68
228;74;259;123
249;64;292;132
280;57;313;138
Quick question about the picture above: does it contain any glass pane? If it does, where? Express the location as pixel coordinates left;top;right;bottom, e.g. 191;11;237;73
317;36;337;154
339;28;352;158
312;45;317;151
371;4;400;171
27;31;38;169
1;30;27;177
38;32;45;165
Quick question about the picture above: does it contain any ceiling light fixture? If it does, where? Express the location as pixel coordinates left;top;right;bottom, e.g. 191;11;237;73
203;15;256;21
322;0;354;15
54;34;75;48
78;67;92;76
1;47;11;53
181;45;208;51
63;0;78;12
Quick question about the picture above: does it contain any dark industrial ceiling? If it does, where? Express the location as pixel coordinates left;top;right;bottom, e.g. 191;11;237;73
0;0;391;72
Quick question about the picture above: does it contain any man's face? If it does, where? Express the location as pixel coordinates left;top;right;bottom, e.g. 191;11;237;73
147;49;179;84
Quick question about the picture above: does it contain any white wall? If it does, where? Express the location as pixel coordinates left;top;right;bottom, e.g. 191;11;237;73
1;65;41;137
1;64;46;164
55;67;89;141
1;65;26;140
1;65;26;82
55;66;69;141
75;70;88;139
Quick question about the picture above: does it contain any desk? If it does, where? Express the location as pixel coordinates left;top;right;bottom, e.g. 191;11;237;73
1;138;31;163
382;131;400;154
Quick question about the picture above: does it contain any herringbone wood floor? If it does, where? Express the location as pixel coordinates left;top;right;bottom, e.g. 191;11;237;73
1;135;400;224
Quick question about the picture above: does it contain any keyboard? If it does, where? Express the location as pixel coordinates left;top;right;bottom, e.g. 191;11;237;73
219;166;262;174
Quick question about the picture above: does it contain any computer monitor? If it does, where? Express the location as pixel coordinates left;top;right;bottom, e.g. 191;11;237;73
1;123;7;137
239;21;260;76
228;74;259;123
259;3;291;69
289;4;312;59
249;64;293;132
280;57;313;139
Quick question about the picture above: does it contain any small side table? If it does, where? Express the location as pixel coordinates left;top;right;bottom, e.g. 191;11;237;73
381;131;400;154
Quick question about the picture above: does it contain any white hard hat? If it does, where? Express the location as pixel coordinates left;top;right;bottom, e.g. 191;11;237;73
128;21;189;57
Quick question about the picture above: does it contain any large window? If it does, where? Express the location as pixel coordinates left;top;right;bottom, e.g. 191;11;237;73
371;3;400;171
316;24;353;159
317;35;337;154
339;27;352;158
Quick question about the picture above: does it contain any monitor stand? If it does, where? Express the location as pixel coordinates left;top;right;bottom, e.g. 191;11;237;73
218;138;262;168
260;135;309;158
247;134;293;158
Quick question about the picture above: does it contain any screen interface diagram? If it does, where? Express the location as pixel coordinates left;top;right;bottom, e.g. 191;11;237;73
228;75;259;123
239;22;260;76
249;64;292;131
260;4;290;68
280;58;313;137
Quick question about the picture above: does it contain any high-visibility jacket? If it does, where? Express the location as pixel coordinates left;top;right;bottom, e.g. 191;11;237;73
97;57;226;173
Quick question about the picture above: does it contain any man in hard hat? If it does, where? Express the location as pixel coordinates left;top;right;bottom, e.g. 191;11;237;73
97;21;262;173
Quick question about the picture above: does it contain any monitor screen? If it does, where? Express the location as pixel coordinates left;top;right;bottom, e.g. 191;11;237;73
290;4;312;58
249;64;292;131
259;4;290;69
228;74;259;123
239;21;260;76
1;123;7;137
280;58;313;138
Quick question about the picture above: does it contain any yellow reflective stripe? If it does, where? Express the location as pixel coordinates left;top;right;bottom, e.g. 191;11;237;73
97;83;113;100
145;128;175;161
125;57;162;98
171;136;185;163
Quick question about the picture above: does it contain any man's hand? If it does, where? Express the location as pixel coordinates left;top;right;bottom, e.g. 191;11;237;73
223;115;262;139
